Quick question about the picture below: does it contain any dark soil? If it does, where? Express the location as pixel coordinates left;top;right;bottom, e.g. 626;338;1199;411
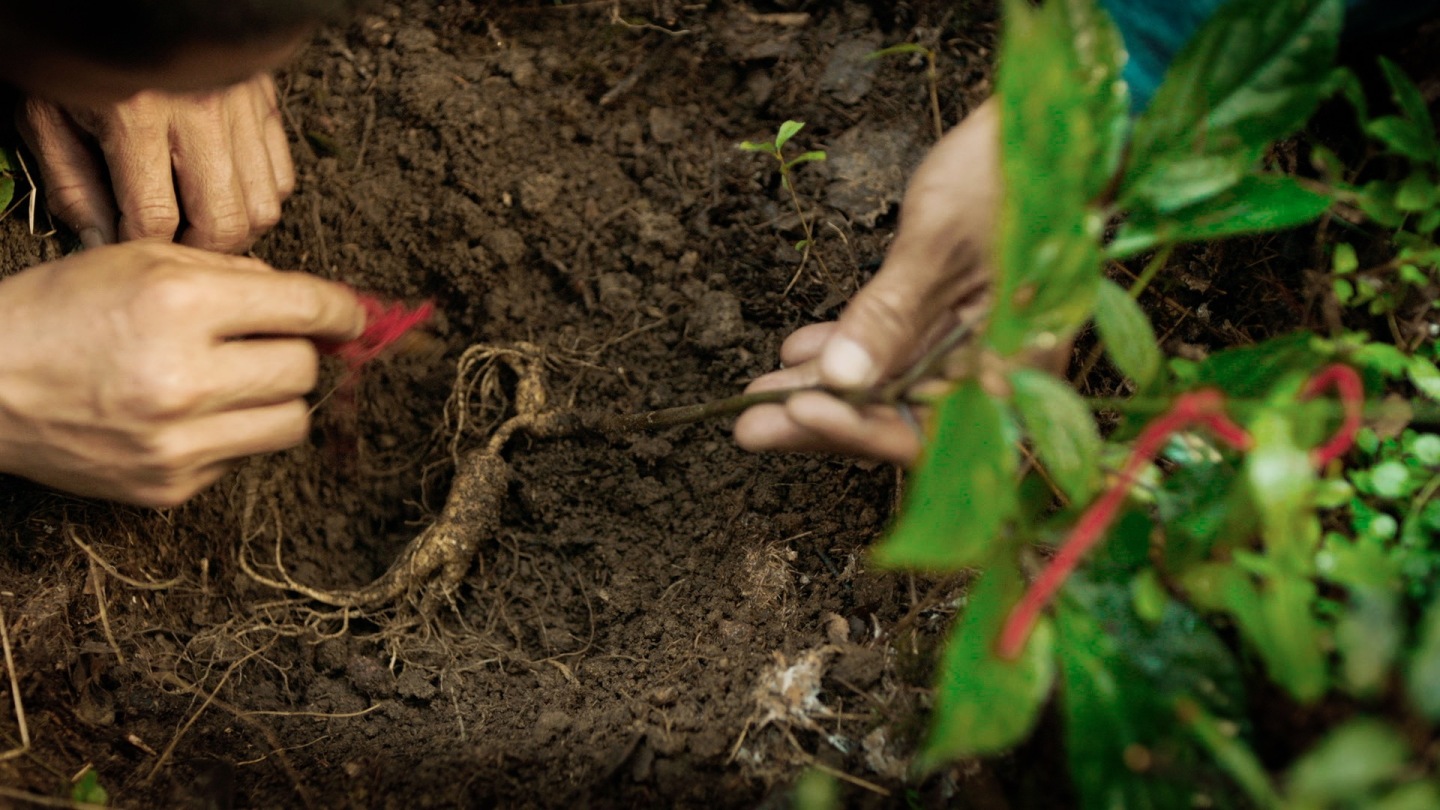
0;2;1017;807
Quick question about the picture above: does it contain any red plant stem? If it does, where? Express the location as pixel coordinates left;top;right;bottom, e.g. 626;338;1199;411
995;364;1364;660
1301;363;1364;467
996;389;1251;660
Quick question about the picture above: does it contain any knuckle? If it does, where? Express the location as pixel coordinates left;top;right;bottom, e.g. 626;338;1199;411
122;367;202;419
193;207;252;250
249;199;282;232
126;200;181;241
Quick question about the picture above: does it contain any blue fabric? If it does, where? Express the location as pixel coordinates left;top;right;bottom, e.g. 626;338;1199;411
1098;0;1440;109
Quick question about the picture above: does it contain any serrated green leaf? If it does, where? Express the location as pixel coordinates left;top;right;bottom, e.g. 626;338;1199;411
1287;719;1410;803
1009;368;1102;502
774;120;805;152
1111;174;1332;257
1094;278;1162;389
922;559;1055;766
1123;0;1342;212
874;382;1017;569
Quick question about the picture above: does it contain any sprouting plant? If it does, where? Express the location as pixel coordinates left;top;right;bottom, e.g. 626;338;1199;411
739;120;828;293
70;767;109;806
869;41;944;141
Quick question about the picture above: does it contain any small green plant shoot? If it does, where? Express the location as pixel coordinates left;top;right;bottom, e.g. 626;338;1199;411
739;121;828;291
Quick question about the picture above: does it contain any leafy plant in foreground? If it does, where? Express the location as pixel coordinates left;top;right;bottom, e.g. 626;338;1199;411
865;0;1440;805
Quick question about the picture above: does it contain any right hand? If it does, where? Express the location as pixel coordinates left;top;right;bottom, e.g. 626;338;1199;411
735;98;1002;465
0;242;366;506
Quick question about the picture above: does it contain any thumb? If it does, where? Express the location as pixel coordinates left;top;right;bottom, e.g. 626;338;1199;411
818;234;989;390
16;98;118;248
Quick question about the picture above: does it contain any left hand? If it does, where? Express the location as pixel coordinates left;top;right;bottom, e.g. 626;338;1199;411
17;73;295;253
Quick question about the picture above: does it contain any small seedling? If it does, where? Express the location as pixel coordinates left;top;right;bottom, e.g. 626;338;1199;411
70;767;109;806
739;120;828;293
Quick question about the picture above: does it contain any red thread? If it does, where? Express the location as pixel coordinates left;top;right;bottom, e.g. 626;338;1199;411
994;364;1364;660
1301;363;1364;467
322;295;435;370
996;389;1250;660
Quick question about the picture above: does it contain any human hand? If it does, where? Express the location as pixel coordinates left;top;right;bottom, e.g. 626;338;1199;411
734;98;1001;466
0;243;365;507
17;73;294;252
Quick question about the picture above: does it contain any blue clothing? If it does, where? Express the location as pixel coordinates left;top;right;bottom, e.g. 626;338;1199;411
1098;0;1440;108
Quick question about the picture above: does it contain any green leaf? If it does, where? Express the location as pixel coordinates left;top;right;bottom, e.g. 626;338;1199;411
1378;56;1438;157
1111;174;1332;257
1123;0;1343;211
1056;599;1188;810
785;150;827;169
1406;593;1440;719
922;559;1055;766
70;769;109;806
988;0;1125;353
1408;355;1440;401
1366;116;1438;163
1009;368;1102;502
0;146;14;214
1287;720;1410;803
1190;332;1328;398
1094;278;1162;389
868;43;930;60
874;382;1017;569
738;140;777;155
774;120;805;152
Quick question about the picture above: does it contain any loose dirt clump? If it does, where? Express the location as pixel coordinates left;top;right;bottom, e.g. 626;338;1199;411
0;2;1007;807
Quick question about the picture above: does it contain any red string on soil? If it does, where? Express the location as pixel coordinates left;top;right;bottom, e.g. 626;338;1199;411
995;363;1366;661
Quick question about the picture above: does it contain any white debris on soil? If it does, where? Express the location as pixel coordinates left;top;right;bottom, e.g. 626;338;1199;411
750;647;834;732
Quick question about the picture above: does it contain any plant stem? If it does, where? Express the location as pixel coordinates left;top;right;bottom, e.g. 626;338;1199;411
1175;698;1283;810
781;165;817;296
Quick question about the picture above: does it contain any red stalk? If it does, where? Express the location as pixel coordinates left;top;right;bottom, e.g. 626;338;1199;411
1300;363;1364;467
996;389;1250;660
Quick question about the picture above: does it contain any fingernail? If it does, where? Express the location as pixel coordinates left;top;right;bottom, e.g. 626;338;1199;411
79;228;105;250
821;337;878;388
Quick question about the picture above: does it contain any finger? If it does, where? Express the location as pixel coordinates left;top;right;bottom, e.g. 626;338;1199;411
132;400;309;504
778;322;838;367
734;393;922;466
225;81;283;243
188;399;312;462
91;96;183;243
169;93;253;252
786;392;923;465
745;359;822;394
208;338;321;411
204;270;366;341
16;98;118;246
128;460;235;509
254;75;295;199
